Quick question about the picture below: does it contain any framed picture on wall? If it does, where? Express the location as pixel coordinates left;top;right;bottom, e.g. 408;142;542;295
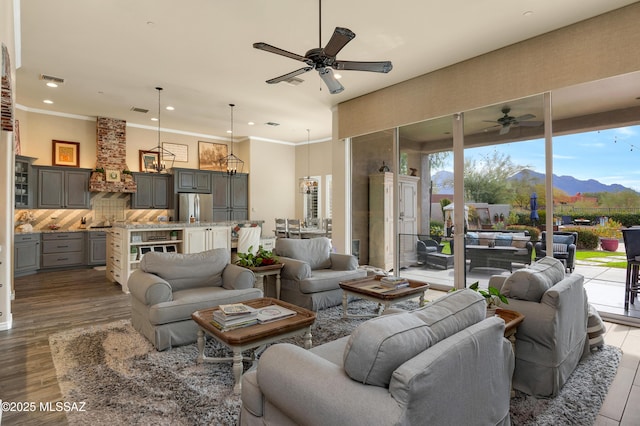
198;141;227;171
139;150;159;172
52;140;80;167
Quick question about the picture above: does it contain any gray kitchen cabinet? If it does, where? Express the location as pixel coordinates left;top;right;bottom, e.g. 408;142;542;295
14;233;41;277
87;231;107;265
174;168;211;193
35;166;91;209
41;232;85;269
15;155;36;209
131;173;171;209
211;172;248;221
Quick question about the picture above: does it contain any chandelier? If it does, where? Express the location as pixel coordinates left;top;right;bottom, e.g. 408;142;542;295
222;103;244;175
299;129;318;194
144;87;175;173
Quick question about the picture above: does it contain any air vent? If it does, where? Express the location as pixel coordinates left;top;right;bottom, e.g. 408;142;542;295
266;122;280;126
284;77;304;86
130;107;149;113
39;74;65;84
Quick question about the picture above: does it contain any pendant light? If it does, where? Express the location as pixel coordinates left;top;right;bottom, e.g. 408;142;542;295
299;129;318;193
144;87;175;173
223;103;244;175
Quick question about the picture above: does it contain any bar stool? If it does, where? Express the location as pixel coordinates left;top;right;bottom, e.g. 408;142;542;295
622;228;640;310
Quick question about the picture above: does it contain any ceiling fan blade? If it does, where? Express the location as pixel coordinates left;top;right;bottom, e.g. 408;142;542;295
265;67;313;84
253;42;309;63
323;27;355;58
499;124;511;135
333;60;393;73
514;114;536;121
317;67;344;94
517;120;544;127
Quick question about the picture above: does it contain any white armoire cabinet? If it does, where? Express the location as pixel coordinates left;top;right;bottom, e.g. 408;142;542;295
369;173;419;271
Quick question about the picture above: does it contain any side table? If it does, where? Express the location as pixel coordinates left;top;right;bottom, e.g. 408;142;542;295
248;264;284;299
495;308;525;397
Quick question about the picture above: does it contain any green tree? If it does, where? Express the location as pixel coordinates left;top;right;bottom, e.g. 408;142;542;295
463;151;529;204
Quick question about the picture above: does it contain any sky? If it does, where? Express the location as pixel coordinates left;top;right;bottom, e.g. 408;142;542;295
452;125;640;192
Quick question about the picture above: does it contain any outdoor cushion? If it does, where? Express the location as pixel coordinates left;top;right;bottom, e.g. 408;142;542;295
512;235;531;248
495;234;513;246
139;248;227;292
552;235;575;245
553;243;568;253
479;233;496;246
466;232;479;245
501;257;565;302
275;237;332;270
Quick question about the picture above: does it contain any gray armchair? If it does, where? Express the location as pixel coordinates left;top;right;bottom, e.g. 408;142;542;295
271;237;366;311
534;231;578;272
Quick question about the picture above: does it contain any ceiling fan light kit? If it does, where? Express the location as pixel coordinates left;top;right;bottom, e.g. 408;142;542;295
482;106;543;135
253;0;392;94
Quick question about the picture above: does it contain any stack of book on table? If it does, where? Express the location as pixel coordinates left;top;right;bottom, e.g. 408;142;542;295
380;276;410;289
211;303;259;331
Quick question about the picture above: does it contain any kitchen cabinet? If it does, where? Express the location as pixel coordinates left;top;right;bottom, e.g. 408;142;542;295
41;232;85;269
14;233;40;277
131;173;171;209
184;226;231;254
87;231;107;265
15;155;36;208
211;172;248;221
174;168;211;193
35;166;91;209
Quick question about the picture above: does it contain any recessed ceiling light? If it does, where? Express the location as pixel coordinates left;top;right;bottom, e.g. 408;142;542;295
43;99;53;104
248;122;255;126
46;82;58;88
151;117;158;121
334;73;343;80
165;106;174;111
226;130;232;134
523;10;534;16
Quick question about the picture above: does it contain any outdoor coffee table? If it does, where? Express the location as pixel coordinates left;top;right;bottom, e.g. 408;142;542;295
339;275;430;318
191;297;316;394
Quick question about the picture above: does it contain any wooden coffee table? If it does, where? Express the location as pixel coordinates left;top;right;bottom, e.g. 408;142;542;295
339;275;430;318
191;297;316;394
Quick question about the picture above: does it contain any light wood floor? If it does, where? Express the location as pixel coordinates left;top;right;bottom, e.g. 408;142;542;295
1;269;639;425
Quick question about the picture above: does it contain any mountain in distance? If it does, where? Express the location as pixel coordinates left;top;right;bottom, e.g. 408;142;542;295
432;169;634;195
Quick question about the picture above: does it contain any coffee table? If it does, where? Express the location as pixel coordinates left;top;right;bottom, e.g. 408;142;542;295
339;275;430;318
191;297;316;394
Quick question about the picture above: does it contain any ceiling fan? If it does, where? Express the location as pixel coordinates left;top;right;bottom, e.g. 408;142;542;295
483;106;543;135
252;0;392;94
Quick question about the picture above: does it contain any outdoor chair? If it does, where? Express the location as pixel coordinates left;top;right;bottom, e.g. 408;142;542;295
416;236;444;265
534;231;578;273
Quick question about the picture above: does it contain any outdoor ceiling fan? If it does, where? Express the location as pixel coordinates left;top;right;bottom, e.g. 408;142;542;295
252;0;392;94
483;106;543;135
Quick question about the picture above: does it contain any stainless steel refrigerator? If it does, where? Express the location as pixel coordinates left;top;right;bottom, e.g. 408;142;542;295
178;193;214;222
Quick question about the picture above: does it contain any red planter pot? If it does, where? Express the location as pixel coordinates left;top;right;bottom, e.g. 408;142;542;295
600;238;619;252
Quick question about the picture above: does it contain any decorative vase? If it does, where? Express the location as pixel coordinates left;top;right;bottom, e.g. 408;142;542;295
486;307;498;317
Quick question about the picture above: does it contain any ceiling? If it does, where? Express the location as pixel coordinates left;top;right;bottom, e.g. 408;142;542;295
15;0;640;145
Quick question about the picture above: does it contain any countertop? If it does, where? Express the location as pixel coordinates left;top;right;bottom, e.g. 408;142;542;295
15;220;265;234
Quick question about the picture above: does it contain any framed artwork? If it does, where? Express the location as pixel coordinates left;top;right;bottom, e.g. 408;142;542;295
198;141;227;171
52;140;80;167
163;142;188;162
139;246;153;256
139;150;159;172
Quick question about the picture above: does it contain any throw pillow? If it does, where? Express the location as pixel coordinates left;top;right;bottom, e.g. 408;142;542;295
479;232;496;246
343;313;435;387
512;235;531;248
502;257;565;302
275;237;332;270
587;304;606;351
553;243;568;253
495;233;513;247
466;232;479;245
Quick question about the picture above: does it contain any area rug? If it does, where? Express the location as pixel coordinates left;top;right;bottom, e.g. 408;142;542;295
49;300;621;426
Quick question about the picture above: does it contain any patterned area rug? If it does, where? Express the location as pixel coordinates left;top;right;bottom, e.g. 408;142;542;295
49;300;621;426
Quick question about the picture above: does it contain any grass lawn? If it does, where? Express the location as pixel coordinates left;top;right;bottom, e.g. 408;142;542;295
575;250;627;268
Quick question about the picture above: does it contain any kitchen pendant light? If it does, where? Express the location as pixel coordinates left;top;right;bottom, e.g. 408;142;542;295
299;129;318;194
144;87;175;173
223;103;244;175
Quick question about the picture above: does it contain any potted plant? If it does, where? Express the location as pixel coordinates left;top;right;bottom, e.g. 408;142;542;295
593;218;623;251
170;230;178;240
469;282;508;316
130;246;138;262
235;245;280;269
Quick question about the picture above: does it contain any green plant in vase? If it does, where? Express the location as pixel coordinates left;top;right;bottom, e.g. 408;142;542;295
469;282;508;313
235;245;280;268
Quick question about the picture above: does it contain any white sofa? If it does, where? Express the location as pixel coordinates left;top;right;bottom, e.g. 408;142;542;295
489;256;589;397
128;248;262;350
240;289;514;426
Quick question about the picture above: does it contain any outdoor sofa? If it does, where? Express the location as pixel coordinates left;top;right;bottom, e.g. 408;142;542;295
452;230;533;272
240;289;514;425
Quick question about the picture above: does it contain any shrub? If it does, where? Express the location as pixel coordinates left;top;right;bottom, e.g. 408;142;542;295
563;227;599;250
593;218;623;239
507;225;540;242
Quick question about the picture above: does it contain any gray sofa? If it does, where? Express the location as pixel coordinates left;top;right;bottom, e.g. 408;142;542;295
271;237;366;311
489;256;589;397
128;248;262;351
240;289;514;426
